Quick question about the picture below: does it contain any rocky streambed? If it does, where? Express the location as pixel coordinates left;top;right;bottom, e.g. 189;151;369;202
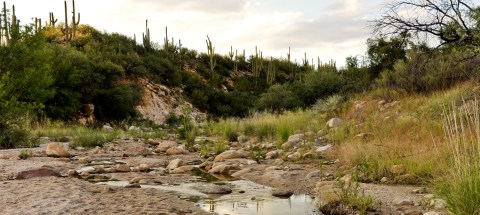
0;134;447;215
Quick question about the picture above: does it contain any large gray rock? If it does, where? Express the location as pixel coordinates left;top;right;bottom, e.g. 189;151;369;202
155;141;178;153
326;118;342;128
208;164;235;174
196;184;232;194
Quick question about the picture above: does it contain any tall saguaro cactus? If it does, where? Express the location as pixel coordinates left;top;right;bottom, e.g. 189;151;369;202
34;17;42;33
71;0;80;40
206;35;216;74
3;1;8;44
64;0;69;44
267;57;276;85
142;19;150;49
49;12;57;26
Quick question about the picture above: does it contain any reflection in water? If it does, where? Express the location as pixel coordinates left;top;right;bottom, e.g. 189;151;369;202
197;181;320;215
97;179;320;215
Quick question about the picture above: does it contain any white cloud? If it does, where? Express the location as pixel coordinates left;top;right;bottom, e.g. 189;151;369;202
12;0;388;67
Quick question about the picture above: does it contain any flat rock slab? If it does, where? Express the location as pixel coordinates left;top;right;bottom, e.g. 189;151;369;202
16;167;61;180
196;184;232;194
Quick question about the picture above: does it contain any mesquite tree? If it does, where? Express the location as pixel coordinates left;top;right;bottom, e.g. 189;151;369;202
373;0;479;48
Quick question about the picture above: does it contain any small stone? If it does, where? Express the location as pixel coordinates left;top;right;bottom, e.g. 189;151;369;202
155;141;178;153
251;196;256;200
231;168;252;178
412;187;427;194
114;164;131;172
102;124;113;132
316;144;332;153
208;164;235;174
170;166;197;174
138;179;149;184
424;194;435;199
265;150;280;160
393;197;414;206
380;177;388;183
138;163;150;172
327;118;342;128
68;169;78;176
45;143;70;157
167;158;184;171
272;190;293;198
147;139;161;145
265;166;282;171
129;177;142;184
431;199;446;210
239;190;245;193
131;167;141;172
166;147;189;155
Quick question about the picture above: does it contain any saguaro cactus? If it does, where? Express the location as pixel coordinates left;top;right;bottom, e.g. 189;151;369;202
49;12;57;26
71;0;80;40
267;57;276;85
142;19;150;49
3;1;8;44
206;35;216;74
64;0;69;44
34;17;42;33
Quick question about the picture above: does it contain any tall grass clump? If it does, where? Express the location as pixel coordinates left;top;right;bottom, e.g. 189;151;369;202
212;110;323;143
71;127;120;148
440;98;480;214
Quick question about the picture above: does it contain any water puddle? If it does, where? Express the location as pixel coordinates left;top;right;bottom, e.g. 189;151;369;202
97;179;321;215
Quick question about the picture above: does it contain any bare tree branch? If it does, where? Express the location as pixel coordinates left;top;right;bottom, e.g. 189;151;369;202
372;0;479;48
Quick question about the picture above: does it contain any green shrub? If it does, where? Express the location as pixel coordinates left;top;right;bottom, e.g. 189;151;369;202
71;129;120;148
256;84;302;111
19;149;33;160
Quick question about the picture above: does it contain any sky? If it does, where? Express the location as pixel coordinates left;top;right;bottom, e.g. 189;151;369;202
13;0;389;67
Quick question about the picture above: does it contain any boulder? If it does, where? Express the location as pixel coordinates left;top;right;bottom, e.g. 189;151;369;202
326;118;342;128
265;150;281;159
114;164;131;172
197;184;232;194
155;141;178;153
170;166;197;174
166;147;189;155
316;144;332;153
272;190;293;198
125;146;151;157
214;150;246;162
138;163;150;172
102;124;113;132
16;167;61;179
167;158;184;170
285;152;300;161
208;164;235;174
45;143;70;157
287;134;305;144
231;168;252;178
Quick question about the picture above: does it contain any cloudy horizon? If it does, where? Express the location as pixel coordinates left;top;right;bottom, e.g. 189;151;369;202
13;0;389;67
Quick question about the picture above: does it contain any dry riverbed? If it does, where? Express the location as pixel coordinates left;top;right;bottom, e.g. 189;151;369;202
0;137;447;215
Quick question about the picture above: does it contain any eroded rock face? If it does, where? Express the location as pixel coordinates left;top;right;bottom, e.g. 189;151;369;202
16;167;61;179
45;143;70;157
135;78;206;124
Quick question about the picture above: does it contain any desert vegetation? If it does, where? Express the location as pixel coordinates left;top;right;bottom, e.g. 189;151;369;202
0;0;480;214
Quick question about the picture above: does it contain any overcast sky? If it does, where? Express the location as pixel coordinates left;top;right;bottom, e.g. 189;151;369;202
13;0;389;67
